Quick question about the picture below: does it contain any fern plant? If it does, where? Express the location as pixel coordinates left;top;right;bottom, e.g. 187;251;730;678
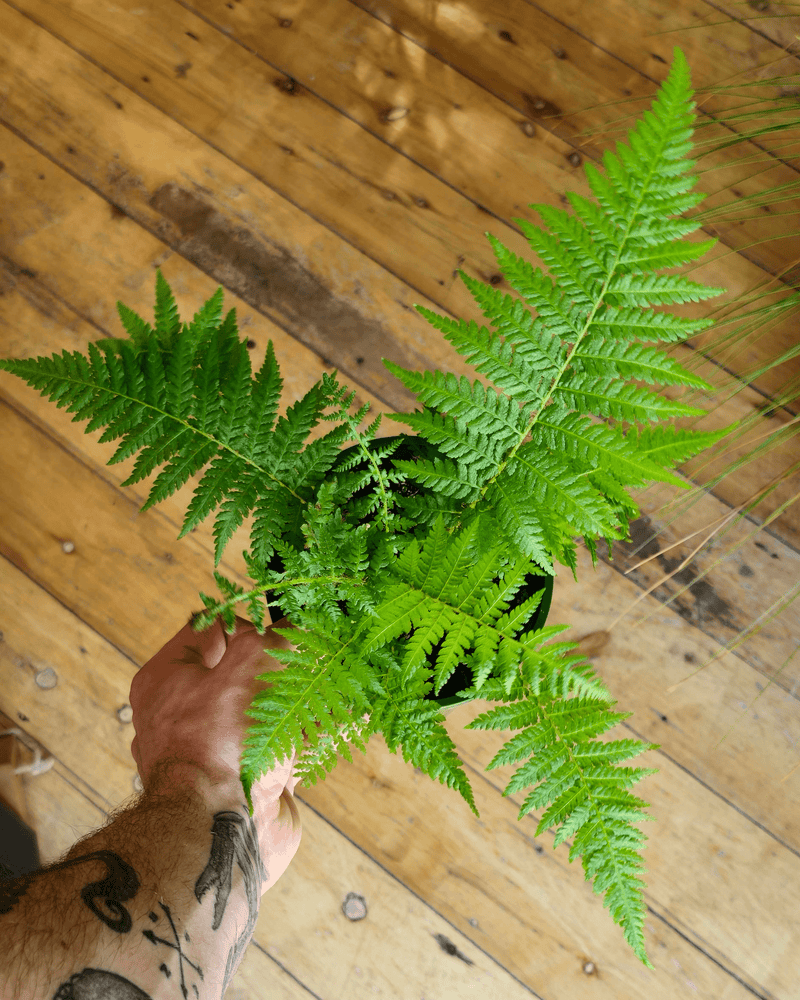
0;47;737;968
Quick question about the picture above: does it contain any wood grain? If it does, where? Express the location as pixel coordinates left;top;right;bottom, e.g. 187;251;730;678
1;1;798;997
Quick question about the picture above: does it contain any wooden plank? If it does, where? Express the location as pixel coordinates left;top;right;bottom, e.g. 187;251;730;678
604;479;800;687
0;564;548;999
4;262;797;801
0;393;279;666
0;0;497;412
562;543;800;847
304;706;800;999
0;62;796;666
223;943;316;1000
642;350;800;554
0;707;107;864
350;0;800;277
0;6;795;716
0;0;797;996
9;0;798;402
1;366;798;996
0;8;797;546
658;1;800;65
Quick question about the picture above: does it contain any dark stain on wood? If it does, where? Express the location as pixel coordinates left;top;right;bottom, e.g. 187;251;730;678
498;30;516;44
614;517;737;629
754;540;780;559
275;76;301;95
175;63;192;78
575;630;610;659
147;183;418;409
653;552;737;630
432;933;474;965
626;516;662;560
521;93;562;120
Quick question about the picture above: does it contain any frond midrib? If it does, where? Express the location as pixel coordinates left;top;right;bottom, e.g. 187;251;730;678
468;114;672;511
57;366;308;504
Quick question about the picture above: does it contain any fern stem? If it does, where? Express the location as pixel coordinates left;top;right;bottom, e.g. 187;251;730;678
342;412;392;531
204;574;365;620
188;424;308;504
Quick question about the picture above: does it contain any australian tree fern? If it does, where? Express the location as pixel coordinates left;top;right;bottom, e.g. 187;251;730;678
0;47;737;969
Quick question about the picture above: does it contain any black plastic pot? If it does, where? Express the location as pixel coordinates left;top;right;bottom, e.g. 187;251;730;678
263;433;554;712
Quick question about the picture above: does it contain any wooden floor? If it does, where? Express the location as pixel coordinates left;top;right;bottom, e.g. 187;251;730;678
1;1;799;997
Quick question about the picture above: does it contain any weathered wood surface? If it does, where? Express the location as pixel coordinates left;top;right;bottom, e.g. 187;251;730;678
1;0;798;997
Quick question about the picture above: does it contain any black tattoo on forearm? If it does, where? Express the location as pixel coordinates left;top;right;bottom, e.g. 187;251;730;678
52;968;152;998
0;850;139;932
143;900;203;998
194;807;266;992
47;903;206;1000
3;804;262;998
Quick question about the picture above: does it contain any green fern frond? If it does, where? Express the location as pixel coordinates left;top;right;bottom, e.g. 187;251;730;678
0;281;376;568
571;338;714;391
153;268;182;349
466;691;660;970
632;421;735;468
385;46;736;580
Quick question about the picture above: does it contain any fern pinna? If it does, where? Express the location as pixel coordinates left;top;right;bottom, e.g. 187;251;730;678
0;47;735;968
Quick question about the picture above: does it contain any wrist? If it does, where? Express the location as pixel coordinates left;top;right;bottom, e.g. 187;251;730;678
143;759;282;892
144;757;245;811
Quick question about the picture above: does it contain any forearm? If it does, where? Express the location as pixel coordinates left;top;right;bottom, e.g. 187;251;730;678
0;763;265;1000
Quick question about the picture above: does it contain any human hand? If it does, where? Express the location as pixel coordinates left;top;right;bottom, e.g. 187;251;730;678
129;613;303;892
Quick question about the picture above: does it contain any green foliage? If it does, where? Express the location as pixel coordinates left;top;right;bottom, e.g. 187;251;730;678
0;47;738;969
